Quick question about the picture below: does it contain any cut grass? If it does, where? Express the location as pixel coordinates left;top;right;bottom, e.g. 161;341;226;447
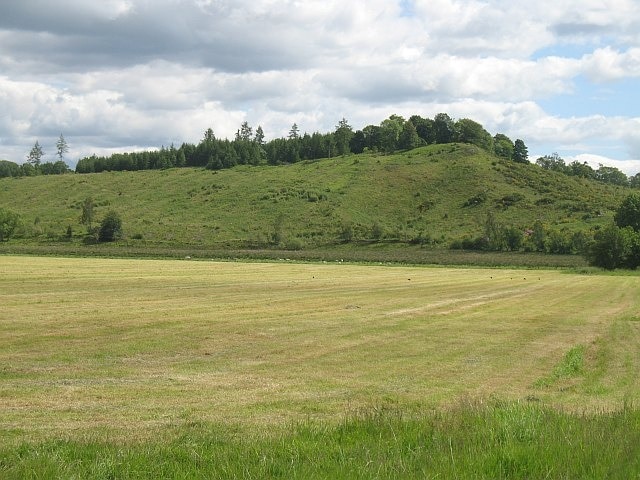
1;256;639;439
1;255;639;477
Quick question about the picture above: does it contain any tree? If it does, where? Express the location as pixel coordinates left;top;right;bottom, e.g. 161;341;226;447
536;153;567;173
586;224;634;270
240;121;253;141
56;134;69;161
27;141;44;167
98;210;123;242
334;118;354;156
512;139;529;163
398;120;421;150
80;197;95;233
614;193;640;232
596;165;628;186
568;161;595;179
379;115;405;153
288;123;300;140
455;118;493;152
349;130;367;154
0;208;20;241
254;126;265;145
484;211;506;251
493;134;514;159
433;113;455;144
409;115;435;145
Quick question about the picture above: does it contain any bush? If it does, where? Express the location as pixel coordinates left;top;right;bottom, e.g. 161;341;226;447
586;224;636;270
371;222;384;241
0;208;21;241
98;210;123;242
614;193;640;232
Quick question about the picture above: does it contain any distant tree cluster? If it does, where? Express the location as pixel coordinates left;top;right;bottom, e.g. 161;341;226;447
74;114;529;174
450;214;589;255
536;153;638;188
586;193;640;269
0;134;71;178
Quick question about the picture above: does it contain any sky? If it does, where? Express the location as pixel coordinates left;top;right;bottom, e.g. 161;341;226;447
1;0;639;174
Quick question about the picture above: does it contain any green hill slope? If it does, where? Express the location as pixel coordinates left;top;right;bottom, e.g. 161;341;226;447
0;144;629;251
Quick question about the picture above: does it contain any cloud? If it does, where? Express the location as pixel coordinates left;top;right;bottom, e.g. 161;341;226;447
0;0;639;172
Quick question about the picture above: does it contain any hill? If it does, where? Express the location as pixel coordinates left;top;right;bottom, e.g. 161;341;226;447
0;144;631;255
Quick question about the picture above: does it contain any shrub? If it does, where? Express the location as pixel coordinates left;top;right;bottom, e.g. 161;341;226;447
463;192;487;207
371;222;384;241
98;210;123;242
586;224;635;270
0;208;21;241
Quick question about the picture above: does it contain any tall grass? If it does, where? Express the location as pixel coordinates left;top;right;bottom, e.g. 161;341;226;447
2;402;638;479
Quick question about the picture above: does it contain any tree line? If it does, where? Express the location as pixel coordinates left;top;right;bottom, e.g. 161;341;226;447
74;113;530;174
0;134;71;178
535;152;640;188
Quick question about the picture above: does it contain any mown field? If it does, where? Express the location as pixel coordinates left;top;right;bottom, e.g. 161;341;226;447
1;256;639;478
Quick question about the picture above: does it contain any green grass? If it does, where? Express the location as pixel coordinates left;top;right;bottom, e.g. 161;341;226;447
1;256;639;477
0;145;631;254
2;402;639;479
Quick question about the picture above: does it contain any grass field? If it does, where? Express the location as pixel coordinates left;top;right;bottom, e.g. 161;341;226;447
1;256;639;477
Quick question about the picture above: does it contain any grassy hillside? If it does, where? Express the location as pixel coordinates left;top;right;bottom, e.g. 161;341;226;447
0;144;630;252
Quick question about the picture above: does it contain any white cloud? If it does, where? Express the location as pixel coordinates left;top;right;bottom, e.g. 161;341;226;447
0;0;639;170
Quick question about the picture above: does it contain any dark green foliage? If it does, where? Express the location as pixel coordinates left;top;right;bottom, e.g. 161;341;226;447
398;120;422;150
545;229;572;254
334;118;354;156
497;193;525;208
39;160;71;175
27;140;44;166
512;139;529;163
584;193;640;269
493;133;514;159
463;192;487;207
0;208;20;241
0;160;22;178
98;210;123;242
586;224;636;270
569;160;596;179
614;193;640;232
456;118;494;152
503;226;523;251
536;153;568;173
433;113;456;144
409;115;436;145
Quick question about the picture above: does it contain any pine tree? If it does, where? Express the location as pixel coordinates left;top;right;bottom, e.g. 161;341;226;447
513;139;529;163
27;141;44;166
56;134;69;161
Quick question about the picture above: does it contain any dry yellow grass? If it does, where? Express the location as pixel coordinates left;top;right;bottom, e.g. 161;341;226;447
1;256;638;442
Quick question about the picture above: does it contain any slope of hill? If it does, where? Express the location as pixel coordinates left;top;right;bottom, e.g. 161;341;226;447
0;144;630;252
